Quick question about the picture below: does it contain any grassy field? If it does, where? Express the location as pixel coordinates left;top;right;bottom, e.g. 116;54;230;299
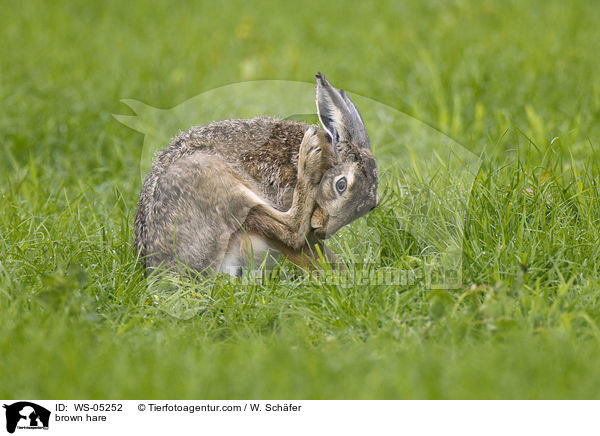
2;0;600;399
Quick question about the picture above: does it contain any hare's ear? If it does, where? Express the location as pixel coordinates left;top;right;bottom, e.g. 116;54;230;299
315;72;370;149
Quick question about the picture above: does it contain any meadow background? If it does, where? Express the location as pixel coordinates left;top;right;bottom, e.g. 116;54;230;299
2;0;600;398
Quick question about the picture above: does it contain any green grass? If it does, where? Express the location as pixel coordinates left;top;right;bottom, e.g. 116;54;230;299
2;0;600;399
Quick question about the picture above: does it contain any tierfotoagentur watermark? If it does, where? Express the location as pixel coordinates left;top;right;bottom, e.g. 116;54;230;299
115;79;481;318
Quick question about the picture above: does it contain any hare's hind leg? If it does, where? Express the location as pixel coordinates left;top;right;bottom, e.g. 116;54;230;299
146;153;267;274
243;127;331;250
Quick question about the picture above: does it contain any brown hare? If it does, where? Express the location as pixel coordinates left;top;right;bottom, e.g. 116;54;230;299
134;73;378;276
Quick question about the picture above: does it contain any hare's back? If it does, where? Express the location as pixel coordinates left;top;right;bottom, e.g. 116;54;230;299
185;116;307;163
175;117;311;208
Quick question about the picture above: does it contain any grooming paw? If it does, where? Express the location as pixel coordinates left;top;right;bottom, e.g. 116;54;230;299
298;127;330;185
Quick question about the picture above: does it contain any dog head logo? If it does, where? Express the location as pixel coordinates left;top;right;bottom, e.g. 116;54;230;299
3;402;50;434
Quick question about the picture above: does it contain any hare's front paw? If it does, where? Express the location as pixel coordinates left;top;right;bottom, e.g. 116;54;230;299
298;127;329;185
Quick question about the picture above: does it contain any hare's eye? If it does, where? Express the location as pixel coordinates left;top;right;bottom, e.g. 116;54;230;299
335;177;347;193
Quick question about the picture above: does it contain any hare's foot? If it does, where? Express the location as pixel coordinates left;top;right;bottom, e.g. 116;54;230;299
269;239;345;271
242;127;332;250
297;126;332;185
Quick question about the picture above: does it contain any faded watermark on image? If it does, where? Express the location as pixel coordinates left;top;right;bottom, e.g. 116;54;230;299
115;79;481;318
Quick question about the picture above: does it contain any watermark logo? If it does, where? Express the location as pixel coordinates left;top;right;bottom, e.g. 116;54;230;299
115;79;481;318
3;402;50;433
